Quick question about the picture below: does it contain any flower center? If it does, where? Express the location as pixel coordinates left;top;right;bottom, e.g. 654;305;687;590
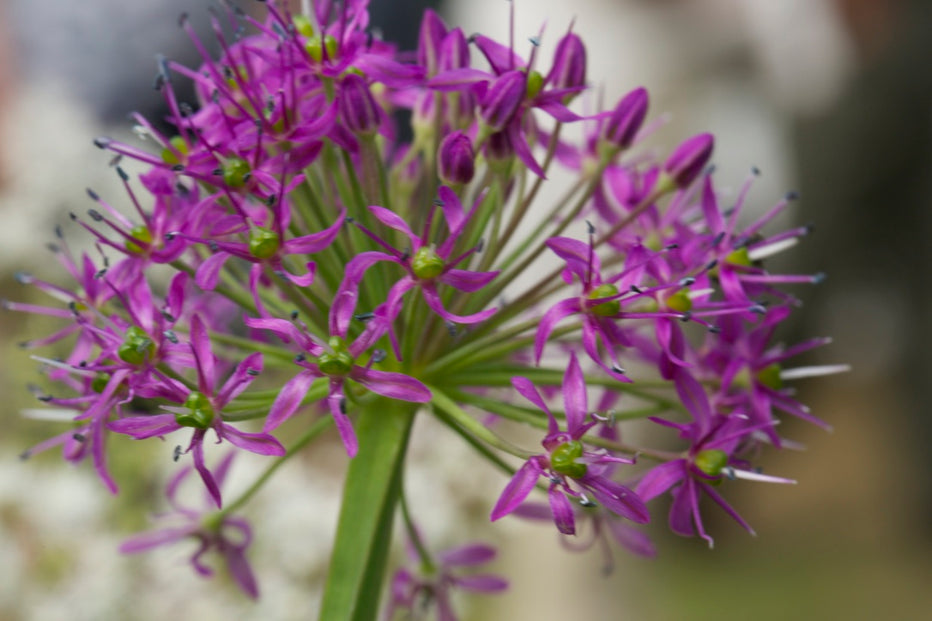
550;440;588;479
693;449;728;477
160;136;188;165
317;336;354;376
118;326;156;365
587;283;620;317
175;391;215;429
248;227;281;260
411;246;445;280
222;157;251;188
665;290;692;313
125;225;153;254
756;363;783;390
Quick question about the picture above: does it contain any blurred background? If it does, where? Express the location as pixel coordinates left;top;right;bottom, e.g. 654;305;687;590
1;0;930;619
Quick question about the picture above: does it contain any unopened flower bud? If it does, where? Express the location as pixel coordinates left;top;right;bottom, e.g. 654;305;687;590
663;133;714;188
484;130;515;167
548;32;586;93
339;73;381;135
480;70;526;132
438;131;475;185
417;9;448;75
602;87;648;150
439;28;470;71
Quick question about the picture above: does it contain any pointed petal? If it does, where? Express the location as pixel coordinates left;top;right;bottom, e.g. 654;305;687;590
351;368;432;402
584;476;650;524
636;460;686;502
441;268;498;292
490;459;543;521
265;370;318;431
563;352;587;435
189;315;217;396
217;352;263;406
549;486;577;535
219;423;285;456
534;298;580;363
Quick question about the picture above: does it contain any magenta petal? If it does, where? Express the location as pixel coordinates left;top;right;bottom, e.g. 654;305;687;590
606;521;657;558
674;369;712;430
636;460;686;501
562;352;587;435
109;414;180;439
283;210;345;253
265;370;318;431
119;526;197;553
701;176;724;233
195;251;230;291
351;367;432;403
548;486;576;535
437;185;465;233
545;236;591;279
441;268;498;292
473;34;524;75
220;424;285;457
191;436;222;509
510;377;556;434
583;476;650;524
189;315;217;396
438;544;497;567
490;459;542;521
221;543;260;599
421;284;496;324
326;383;359;457
534;298;580;363
697;480;756;535
428;67;492;90
216;352;263;406
453;574;509;593
669;481;698;537
368;205;417;243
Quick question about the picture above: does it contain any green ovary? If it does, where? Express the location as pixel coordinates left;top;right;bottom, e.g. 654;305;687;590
411;246;445;280
317;336;354;376
756;363;783;390
665;290;692;313
550;441;588;479
125;225;153;254
118;326;156;365
694;449;728;477
249;227;281;259
588;283;620;316
160;136;188;165
525;69;544;100
222;157;251;188
175;391;215;429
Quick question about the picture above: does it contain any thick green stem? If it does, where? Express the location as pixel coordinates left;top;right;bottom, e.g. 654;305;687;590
318;399;418;621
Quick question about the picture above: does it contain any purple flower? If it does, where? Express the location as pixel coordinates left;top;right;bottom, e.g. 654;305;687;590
110;315;284;507
338;187;498;357
490;353;649;534
120;452;260;598
245;294;431;457
384;540;507;621
637;370;795;547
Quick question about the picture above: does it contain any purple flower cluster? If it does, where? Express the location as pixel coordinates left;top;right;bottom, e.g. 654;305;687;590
7;0;843;613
